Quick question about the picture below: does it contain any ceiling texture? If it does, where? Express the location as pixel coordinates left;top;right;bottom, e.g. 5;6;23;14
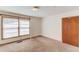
0;6;79;17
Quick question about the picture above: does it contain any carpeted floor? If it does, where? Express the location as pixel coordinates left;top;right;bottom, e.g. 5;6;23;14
0;36;78;52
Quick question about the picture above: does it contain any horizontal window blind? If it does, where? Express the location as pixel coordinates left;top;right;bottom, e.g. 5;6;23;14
1;15;30;39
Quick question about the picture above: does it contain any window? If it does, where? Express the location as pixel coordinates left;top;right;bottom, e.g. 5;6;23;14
3;17;18;39
2;15;30;39
20;19;29;35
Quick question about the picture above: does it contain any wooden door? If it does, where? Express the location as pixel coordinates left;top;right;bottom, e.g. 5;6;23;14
70;17;78;46
62;18;71;44
62;17;78;46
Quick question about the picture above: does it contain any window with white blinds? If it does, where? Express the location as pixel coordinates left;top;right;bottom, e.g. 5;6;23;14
20;19;29;35
3;17;18;38
2;16;29;39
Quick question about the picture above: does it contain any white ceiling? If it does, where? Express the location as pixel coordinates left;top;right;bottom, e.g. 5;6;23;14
0;6;79;17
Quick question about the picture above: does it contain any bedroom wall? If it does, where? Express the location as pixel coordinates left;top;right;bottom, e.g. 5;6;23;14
30;17;42;37
0;16;42;44
42;10;79;41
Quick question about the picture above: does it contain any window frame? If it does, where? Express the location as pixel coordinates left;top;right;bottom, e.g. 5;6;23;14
1;15;30;40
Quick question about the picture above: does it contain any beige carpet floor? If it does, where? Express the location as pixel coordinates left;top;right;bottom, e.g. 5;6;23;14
0;36;79;52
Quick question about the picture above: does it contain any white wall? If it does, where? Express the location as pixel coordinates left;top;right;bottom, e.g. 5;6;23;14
42;10;79;41
30;17;42;37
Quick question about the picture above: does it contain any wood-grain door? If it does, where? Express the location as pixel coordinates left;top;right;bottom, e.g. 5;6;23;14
70;17;78;46
62;18;71;44
62;17;78;46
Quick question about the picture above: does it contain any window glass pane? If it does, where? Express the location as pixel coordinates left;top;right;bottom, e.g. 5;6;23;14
3;18;18;38
20;19;29;35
